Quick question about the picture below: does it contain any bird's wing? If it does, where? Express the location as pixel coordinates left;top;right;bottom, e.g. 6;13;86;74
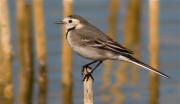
88;39;134;55
77;28;134;55
80;33;133;55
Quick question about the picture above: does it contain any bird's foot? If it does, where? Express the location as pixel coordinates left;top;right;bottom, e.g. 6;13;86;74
82;66;94;82
81;65;91;75
82;72;94;82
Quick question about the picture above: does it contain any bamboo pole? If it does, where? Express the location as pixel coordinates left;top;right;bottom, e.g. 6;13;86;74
102;0;120;89
107;0;120;39
0;0;14;103
83;67;94;104
101;0;121;103
123;0;142;101
16;2;34;104
149;0;160;104
61;0;73;104
102;0;120;86
32;0;48;104
16;0;26;73
124;0;141;84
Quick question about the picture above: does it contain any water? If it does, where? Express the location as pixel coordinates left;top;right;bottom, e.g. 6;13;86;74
8;0;180;104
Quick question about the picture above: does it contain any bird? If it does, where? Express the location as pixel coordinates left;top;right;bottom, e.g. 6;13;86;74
56;15;169;81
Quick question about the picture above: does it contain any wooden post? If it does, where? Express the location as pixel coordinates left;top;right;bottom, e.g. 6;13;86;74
103;0;120;84
32;0;48;104
121;0;142;101
61;0;73;104
83;67;94;104
101;0;120;100
0;0;14;103
149;0;160;104
16;2;34;104
124;0;141;83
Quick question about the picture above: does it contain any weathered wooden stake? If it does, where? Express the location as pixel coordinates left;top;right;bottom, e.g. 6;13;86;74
61;0;73;104
101;0;120;103
0;0;14;103
32;0;48;103
16;2;34;104
83;67;94;104
149;0;160;104
124;0;141;83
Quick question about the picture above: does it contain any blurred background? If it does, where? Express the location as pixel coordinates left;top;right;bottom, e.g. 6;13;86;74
0;0;180;104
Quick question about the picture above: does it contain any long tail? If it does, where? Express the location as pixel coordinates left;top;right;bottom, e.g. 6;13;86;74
119;55;169;78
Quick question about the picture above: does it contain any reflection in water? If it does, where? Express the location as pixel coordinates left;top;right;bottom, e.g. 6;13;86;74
113;62;128;104
17;2;34;104
33;0;48;103
101;0;121;103
149;1;160;104
0;0;13;103
61;0;73;104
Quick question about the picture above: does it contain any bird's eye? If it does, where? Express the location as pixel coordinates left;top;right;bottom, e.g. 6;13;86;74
68;20;72;23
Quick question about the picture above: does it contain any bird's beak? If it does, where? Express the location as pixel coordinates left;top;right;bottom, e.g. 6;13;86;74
54;20;65;24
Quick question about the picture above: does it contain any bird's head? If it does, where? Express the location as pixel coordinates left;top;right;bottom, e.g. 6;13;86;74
56;15;88;30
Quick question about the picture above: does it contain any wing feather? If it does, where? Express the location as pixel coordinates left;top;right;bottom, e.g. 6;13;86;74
76;26;134;55
81;38;133;55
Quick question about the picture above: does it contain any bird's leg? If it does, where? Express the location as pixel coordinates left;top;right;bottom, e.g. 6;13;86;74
83;60;98;67
82;61;103;81
81;60;98;75
90;61;103;73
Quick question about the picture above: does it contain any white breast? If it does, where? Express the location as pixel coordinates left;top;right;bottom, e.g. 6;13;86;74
67;31;74;48
67;31;82;53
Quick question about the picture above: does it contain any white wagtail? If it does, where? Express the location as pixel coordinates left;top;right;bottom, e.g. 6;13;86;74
56;15;169;80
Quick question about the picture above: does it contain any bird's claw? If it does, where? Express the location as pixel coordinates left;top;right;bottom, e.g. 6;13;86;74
82;66;94;81
81;65;91;75
82;72;94;82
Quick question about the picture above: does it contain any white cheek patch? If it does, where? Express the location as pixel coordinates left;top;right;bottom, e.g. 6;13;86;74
63;18;84;29
72;19;83;29
66;24;74;29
